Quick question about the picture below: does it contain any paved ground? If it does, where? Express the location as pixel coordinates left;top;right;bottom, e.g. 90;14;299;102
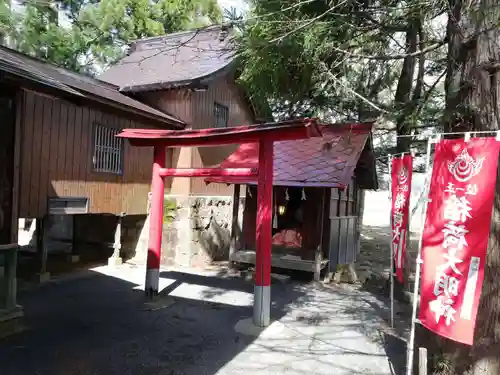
0;264;404;375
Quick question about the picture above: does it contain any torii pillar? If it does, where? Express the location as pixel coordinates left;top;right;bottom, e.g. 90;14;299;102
254;139;273;326
145;145;165;294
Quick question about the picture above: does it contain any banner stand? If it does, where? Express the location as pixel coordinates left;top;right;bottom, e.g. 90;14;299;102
406;137;436;375
388;155;394;328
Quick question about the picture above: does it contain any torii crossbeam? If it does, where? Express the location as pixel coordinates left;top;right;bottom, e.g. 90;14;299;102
117;118;321;327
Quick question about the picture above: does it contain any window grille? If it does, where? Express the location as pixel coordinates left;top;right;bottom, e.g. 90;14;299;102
92;124;124;174
214;102;229;128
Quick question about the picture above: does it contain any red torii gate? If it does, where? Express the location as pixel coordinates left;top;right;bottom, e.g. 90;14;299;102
117;118;322;327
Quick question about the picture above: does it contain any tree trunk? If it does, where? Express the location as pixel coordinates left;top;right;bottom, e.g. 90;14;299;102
444;0;500;132
391;13;425;301
394;17;418;153
428;0;500;373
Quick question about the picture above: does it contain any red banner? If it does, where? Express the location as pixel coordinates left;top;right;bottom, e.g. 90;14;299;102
391;155;413;283
418;138;500;345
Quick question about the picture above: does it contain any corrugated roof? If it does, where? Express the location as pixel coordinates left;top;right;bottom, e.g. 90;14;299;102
98;25;235;92
206;123;375;189
0;46;184;127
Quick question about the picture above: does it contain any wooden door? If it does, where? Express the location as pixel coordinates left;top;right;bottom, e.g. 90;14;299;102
327;181;360;271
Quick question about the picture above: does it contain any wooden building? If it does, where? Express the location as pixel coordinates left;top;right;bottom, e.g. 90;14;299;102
99;25;266;267
0;45;185;306
207;122;378;280
99;25;263;199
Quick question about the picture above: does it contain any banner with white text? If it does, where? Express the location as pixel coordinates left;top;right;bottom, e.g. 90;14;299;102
418;138;500;345
391;155;413;283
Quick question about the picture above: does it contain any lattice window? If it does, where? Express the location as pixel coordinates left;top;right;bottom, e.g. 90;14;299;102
214;102;229;128
92;124;124;174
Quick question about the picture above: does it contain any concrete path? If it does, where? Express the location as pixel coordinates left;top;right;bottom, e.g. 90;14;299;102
0;265;404;375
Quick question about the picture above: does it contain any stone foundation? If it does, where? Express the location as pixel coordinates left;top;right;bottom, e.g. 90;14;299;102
132;194;245;268
168;195;245;268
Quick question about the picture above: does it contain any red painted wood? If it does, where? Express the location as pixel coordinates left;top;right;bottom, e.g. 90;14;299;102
158;168;257;178
206;122;374;187
117;118;322;147
147;146;166;271
255;139;273;287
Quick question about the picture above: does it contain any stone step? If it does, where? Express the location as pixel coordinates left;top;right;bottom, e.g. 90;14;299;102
0;306;26;339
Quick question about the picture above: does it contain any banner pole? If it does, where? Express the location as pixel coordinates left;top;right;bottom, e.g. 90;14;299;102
388;154;394;329
406;137;435;375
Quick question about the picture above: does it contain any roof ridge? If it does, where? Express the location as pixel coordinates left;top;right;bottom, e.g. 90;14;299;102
0;44;122;91
130;24;233;50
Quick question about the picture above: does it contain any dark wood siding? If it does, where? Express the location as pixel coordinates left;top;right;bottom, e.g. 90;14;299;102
0;91;17;243
18;90;155;217
11;90;23;242
139;89;192;195
190;77;255;196
139;77;255;198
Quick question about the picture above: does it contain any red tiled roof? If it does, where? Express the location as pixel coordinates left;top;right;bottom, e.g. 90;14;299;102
206;122;374;188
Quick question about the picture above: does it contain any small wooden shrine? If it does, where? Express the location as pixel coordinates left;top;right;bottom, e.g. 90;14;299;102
208;122;378;280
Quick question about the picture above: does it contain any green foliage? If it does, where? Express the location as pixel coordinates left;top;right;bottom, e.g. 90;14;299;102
0;0;14;41
163;199;177;225
236;0;447;156
4;0;222;73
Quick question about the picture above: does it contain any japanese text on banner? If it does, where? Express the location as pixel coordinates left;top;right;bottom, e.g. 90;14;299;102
418;139;499;345
391;155;413;283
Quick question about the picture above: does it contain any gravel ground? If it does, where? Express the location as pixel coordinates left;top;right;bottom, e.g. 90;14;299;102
356;225;419;286
355;225;420;342
0;264;404;375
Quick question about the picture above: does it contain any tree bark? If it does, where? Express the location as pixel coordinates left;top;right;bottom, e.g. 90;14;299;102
394;11;425;152
428;0;500;373
391;13;425;302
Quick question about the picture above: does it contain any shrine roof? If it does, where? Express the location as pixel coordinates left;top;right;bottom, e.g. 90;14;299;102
206;122;377;189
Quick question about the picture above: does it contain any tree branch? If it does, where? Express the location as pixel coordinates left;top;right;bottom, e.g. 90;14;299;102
269;1;348;44
320;62;389;113
416;68;447;115
329;40;445;61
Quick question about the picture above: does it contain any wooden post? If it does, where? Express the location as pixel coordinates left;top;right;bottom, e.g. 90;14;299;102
418;347;427;375
314;188;326;282
314;248;322;282
0;244;19;310
229;184;241;262
68;215;79;263
36;217;50;282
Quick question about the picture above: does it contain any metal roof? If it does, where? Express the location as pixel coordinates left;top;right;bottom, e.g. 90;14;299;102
206;123;376;189
98;25;235;92
0;46;184;127
117;118;321;147
0;48;84;97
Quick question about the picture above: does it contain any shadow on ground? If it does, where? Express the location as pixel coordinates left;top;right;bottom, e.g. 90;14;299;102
0;267;307;375
0;262;402;375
